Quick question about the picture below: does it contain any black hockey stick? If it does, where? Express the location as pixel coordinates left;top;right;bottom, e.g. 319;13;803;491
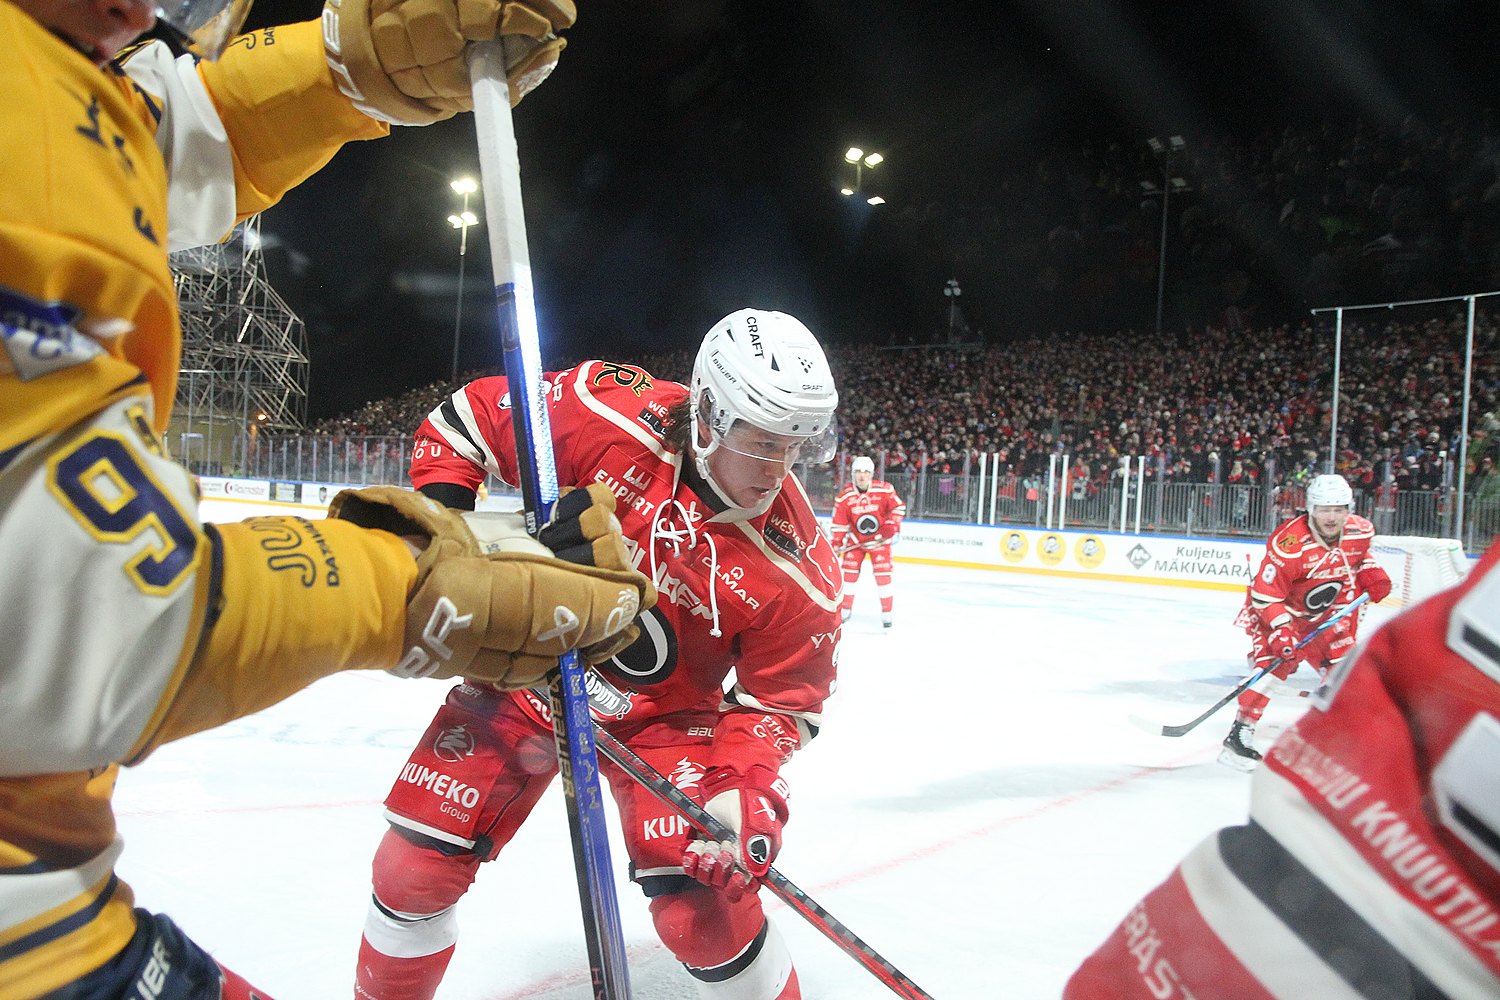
1130;593;1370;738
590;725;935;1000
468;41;631;998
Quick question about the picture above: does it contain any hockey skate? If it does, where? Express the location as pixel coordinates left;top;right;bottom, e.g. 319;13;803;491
881;613;893;630
1218;720;1262;772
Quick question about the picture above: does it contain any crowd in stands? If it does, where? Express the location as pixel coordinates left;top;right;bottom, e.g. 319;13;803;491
307;110;1500;504
307;313;1500;506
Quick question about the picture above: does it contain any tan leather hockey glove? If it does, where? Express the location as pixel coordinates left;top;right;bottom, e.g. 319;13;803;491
323;0;574;124
329;484;653;688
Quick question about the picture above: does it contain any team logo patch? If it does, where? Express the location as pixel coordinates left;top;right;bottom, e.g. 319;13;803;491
0;286;103;380
592;362;652;395
1303;580;1342;613
855;513;880;535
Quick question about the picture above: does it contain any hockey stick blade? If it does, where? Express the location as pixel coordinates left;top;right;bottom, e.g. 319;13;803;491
467;40;632;998
1136;593;1370;739
590;725;935;1000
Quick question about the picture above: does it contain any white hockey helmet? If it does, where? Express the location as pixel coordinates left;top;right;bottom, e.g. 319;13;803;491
851;456;875;474
1306;473;1354;509
691;308;838;453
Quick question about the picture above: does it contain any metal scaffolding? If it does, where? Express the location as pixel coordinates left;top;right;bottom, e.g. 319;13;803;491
170;216;309;458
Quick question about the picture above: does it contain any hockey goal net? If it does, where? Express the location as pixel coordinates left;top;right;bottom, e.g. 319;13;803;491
1369;536;1471;608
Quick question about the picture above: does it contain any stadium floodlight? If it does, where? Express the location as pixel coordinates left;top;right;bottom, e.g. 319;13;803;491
1146;137;1191;339
448;178;482;382
841;145;885;202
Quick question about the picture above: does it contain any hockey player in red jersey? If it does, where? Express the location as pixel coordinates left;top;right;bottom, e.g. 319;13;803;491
1067;540;1495;1000
353;309;843;1000
831;456;906;628
1220;473;1392;770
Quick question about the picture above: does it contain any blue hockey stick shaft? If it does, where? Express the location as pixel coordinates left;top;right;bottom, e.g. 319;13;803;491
467;40;631;998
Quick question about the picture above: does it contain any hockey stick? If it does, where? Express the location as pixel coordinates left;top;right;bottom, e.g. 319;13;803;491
467;41;631;998
590;725;935;1000
1130;592;1370;738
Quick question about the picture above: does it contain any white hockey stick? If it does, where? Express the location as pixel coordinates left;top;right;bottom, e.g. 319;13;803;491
467;40;631;997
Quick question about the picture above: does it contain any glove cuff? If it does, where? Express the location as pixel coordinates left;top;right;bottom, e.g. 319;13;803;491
704;764;788;821
323;0;448;125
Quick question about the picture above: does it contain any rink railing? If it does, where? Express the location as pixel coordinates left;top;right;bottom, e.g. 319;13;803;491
208;433;1497;553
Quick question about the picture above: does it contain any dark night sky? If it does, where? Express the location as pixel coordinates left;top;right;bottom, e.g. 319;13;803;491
234;1;1498;419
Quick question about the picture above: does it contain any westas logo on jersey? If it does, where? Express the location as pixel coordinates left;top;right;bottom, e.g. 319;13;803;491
763;514;804;562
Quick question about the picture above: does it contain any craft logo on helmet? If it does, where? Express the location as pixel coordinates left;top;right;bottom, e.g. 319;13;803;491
1038;532;1065;566
1001;531;1028;562
1075;535;1106;569
855;513;880;535
1303;579;1343;614
433;724;474;763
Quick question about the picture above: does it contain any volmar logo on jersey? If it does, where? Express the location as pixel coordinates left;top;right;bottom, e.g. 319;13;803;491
716;563;762;610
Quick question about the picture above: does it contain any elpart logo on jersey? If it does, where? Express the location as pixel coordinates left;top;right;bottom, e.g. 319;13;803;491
763;515;803;562
433;724;475;763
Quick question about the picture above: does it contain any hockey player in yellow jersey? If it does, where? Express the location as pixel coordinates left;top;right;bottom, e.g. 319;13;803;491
0;0;655;996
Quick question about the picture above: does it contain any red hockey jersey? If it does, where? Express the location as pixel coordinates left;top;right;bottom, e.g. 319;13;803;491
831;480;906;548
1067;544;1500;999
1242;513;1380;629
409;361;844;760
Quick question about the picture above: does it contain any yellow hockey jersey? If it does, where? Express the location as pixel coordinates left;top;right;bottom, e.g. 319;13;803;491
0;5;385;453
0;10;389;995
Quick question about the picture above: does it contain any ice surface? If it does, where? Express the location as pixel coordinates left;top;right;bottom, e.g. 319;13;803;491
114;505;1395;998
